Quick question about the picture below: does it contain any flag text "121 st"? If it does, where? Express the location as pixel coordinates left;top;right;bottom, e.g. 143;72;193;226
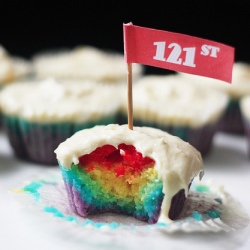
153;41;220;68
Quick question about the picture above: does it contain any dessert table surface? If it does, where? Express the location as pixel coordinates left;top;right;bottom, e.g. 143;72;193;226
1;129;250;250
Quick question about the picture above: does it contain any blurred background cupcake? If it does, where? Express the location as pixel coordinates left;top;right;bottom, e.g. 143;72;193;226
0;45;32;87
32;45;144;84
178;62;250;134
0;45;32;125
0;78;122;165
119;74;229;156
240;95;250;158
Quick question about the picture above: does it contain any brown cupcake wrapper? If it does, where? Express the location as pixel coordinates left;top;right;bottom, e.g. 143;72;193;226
2;114;118;165
242;117;250;157
217;99;244;134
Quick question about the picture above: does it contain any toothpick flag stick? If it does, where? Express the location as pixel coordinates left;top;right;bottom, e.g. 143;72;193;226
127;63;133;130
123;22;235;129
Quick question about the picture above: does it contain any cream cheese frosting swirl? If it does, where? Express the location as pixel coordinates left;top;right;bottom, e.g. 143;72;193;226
121;74;229;128
0;78;121;123
32;45;143;83
179;62;250;100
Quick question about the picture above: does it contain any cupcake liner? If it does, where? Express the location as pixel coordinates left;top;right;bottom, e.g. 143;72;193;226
20;121;72;164
2;115;28;159
2;114;117;165
180;125;216;157
168;188;186;220
242;117;250;157
10;170;250;234
217;99;244;134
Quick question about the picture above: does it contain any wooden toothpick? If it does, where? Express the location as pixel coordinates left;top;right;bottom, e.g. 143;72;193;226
127;63;133;130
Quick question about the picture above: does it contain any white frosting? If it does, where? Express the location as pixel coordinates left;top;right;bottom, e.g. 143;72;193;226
0;78;121;123
32;46;144;83
0;45;31;84
240;95;250;121
178;62;250;99
54;124;203;223
121;74;229;128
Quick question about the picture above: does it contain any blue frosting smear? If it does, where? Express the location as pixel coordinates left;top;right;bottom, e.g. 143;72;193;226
44;206;76;221
43;206;122;229
205;209;221;219
192;211;203;221
192;184;210;193
191;209;221;221
23;182;42;200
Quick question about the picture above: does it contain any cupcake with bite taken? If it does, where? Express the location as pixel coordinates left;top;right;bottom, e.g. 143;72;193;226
54;124;203;224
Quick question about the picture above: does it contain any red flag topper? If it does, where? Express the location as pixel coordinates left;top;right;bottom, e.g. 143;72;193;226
123;23;235;83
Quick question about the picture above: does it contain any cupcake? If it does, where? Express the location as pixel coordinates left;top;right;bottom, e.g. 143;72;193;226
0;78;121;165
54;124;203;224
0;45;31;86
0;45;32;125
178;62;250;134
119;74;229;156
32;45;144;84
240;95;250;157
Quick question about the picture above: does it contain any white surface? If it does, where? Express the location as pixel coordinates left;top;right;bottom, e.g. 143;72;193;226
1;130;250;250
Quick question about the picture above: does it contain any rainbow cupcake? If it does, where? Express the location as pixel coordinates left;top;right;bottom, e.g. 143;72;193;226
55;124;203;223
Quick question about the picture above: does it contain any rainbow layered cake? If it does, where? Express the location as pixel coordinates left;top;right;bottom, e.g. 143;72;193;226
55;124;203;224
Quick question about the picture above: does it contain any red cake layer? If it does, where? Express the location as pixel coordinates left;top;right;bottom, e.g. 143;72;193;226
78;144;155;177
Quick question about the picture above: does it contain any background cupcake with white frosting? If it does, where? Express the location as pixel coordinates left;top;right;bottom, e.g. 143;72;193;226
0;78;122;165
178;62;250;134
119;74;229;156
240;95;250;158
32;45;144;84
0;45;31;86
